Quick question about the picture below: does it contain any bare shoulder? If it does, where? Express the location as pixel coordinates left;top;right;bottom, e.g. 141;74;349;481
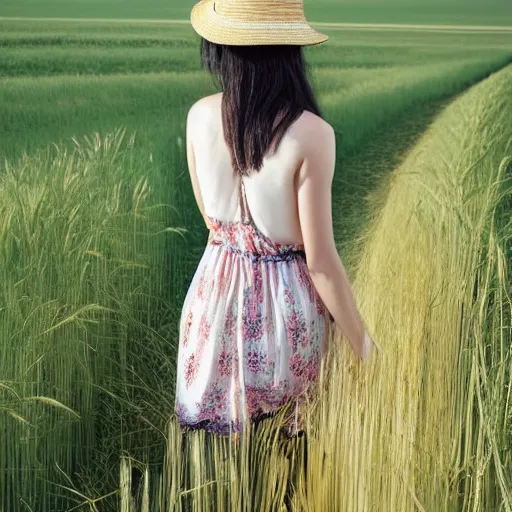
187;92;223;126
285;110;336;166
292;110;334;141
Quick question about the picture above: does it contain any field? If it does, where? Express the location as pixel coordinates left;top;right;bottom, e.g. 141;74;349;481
1;0;512;26
0;2;511;511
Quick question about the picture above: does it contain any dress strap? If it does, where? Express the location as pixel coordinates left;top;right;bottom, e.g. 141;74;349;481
238;176;255;226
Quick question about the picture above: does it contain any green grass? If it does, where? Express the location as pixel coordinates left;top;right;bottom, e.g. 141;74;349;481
1;0;512;26
1;19;511;166
0;129;185;511
0;20;511;82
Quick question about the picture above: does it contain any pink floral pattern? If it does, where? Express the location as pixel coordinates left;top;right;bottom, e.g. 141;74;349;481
174;215;333;437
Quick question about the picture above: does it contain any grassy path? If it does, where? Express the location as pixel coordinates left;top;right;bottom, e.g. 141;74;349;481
329;63;512;275
331;97;453;271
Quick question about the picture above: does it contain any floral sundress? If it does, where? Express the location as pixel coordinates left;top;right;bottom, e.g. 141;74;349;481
174;176;333;438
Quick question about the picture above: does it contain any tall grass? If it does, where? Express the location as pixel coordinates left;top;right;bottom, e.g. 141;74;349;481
141;64;512;511
0;128;186;511
306;63;512;510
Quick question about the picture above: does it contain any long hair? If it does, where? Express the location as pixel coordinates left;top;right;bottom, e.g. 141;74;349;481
200;38;323;176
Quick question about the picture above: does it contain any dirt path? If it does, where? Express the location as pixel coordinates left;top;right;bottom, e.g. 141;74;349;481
0;16;511;33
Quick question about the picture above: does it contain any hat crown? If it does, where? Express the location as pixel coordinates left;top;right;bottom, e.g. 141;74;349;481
190;0;328;46
214;0;307;23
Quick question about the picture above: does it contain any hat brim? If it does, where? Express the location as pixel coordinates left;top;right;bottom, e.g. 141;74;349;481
191;0;329;46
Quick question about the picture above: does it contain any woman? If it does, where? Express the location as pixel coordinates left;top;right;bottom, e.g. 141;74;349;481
174;0;375;439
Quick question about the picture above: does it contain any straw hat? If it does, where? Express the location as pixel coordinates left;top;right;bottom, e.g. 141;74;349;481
191;0;329;46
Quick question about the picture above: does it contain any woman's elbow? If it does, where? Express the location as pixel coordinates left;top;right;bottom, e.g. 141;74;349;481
306;248;341;276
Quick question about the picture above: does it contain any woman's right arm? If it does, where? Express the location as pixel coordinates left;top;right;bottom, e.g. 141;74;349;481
296;115;374;361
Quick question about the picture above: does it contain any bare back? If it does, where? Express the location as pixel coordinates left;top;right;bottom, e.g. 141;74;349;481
187;92;329;245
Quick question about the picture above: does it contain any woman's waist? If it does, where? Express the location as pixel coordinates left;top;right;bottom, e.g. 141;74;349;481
208;237;306;263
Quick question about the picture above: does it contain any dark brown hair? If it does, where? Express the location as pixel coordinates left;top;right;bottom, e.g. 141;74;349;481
200;38;323;176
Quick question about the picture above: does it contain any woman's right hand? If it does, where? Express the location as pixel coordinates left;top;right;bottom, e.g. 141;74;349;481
361;330;376;361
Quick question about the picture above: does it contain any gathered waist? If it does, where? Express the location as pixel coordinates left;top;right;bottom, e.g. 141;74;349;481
209;238;306;263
